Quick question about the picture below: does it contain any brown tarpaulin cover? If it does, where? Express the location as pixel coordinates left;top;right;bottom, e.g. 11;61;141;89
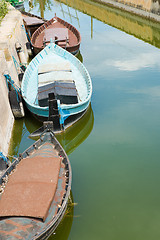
0;156;61;222
23;16;44;26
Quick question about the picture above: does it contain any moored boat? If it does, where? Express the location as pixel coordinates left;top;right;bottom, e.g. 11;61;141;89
0;123;72;239
21;42;92;133
31;14;81;55
21;11;47;39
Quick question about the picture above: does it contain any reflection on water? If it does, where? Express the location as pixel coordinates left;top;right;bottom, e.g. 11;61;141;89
48;192;74;240
76;50;83;63
9;104;94;157
56;0;160;49
24;0;160;49
8;118;25;159
56;104;94;155
28;0;53;18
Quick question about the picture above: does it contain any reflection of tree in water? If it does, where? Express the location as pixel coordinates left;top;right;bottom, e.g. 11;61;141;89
29;0;53;18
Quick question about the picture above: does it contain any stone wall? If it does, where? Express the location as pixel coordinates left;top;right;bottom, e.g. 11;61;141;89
0;4;28;154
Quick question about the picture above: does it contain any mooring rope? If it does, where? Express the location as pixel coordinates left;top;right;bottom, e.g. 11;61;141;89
4;73;22;103
21;24;32;45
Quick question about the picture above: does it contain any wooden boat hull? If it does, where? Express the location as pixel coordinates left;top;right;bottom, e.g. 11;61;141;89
0;130;72;239
21;43;92;132
31;16;81;55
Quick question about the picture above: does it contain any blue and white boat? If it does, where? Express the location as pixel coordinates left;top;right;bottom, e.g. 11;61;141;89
21;43;92;132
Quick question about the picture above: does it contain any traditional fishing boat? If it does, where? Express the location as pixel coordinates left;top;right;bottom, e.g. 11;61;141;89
31;14;81;55
21;42;92;132
0;122;72;239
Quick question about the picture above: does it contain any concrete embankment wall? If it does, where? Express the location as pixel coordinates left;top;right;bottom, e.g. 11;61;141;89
0;4;28;154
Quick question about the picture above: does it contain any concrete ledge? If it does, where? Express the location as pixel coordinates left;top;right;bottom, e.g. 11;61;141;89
0;51;14;155
0;4;28;154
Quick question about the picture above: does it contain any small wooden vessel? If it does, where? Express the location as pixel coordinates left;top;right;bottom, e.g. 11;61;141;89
21;11;47;39
0;123;72;239
21;43;92;132
31;14;81;55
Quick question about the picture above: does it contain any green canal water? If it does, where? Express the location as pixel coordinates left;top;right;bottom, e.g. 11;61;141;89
9;0;160;239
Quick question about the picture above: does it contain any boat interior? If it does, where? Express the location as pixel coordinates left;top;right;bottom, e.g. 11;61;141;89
32;18;79;48
37;61;79;107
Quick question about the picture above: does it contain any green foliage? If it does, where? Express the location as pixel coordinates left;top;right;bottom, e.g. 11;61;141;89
0;0;8;24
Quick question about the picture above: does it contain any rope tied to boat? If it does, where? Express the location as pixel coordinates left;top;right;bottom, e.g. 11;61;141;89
12;55;26;74
21;24;32;45
4;74;22;103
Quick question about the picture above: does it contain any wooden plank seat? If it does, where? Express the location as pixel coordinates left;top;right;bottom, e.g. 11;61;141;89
38;61;73;87
38;71;73;86
37;61;78;106
38;62;72;74
43;28;69;45
38;80;78;106
0;150;61;222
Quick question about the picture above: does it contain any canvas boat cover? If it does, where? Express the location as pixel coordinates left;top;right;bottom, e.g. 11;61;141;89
0;144;61;222
23;16;44;26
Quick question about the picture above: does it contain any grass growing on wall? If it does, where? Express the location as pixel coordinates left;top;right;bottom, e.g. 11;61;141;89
0;0;8;24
